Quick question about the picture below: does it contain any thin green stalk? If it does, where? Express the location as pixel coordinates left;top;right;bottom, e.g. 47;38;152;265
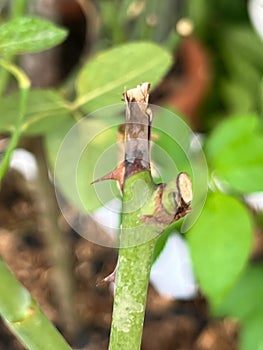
0;60;30;183
34;138;78;338
0;259;72;350
10;0;27;18
0;54;13;96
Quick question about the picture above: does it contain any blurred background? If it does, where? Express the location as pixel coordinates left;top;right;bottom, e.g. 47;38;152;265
0;0;263;349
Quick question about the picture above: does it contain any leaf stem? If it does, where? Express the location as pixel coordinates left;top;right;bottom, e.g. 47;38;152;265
0;60;30;184
0;258;72;350
33;137;78;338
10;0;27;19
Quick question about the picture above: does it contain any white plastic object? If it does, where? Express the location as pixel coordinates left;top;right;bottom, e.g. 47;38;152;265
248;0;263;40
150;233;197;299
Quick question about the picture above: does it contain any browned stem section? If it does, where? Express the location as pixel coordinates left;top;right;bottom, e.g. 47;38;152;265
123;82;152;178
92;83;153;190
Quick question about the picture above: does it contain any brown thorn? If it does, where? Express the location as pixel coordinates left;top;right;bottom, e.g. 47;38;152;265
91;163;125;190
96;265;117;286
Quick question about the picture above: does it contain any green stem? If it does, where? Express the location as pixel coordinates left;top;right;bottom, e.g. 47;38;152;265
0;259;72;350
34;138;78;338
109;171;161;350
0;54;13;96
107;83;192;350
0;60;30;183
10;0;27;18
108;84;159;350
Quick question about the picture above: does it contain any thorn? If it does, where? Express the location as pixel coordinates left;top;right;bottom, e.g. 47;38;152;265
91;163;125;190
96;265;117;286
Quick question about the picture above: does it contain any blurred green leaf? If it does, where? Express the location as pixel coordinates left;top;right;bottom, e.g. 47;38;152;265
214;264;263;320
219;27;263;113
76;42;172;112
220;26;263;72
240;313;263;350
222;49;260;96
205;114;263;193
0;17;68;55
77;121;119;211
99;1;127;45
205;114;261;160
187;0;208;36
45;117;75;173
0;90;71;135
214;264;263;350
187;192;253;306
151;107;191;182
220;80;255;114
47;113;121;212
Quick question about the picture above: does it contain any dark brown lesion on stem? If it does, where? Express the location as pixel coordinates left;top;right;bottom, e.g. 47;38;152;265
123;82;152;178
92;82;152;188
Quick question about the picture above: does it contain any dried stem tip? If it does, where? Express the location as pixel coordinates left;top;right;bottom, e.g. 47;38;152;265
123;82;152;175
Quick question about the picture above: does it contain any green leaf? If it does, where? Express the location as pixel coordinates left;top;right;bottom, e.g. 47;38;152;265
214;264;263;320
187;192;253;306
188;0;208;36
240;313;263;350
205;114;263;193
221;36;262;94
45;117;75;170
75;42;172;112
76;120;119;211
151;107;191;182
220;26;263;72
220;80;255;114
48;111;121;212
0;90;71;135
0;17;68;55
214;264;263;350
